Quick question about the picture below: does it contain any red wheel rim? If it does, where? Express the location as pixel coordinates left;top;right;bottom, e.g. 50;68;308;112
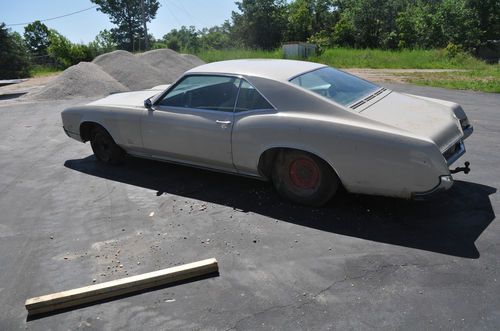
289;158;320;190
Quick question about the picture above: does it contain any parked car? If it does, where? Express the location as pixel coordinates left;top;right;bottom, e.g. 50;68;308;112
61;59;473;206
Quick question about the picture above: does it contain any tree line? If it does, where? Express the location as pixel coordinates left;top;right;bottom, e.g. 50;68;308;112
1;0;499;79
165;0;499;52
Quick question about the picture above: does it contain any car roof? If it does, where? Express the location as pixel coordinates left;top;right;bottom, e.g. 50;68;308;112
186;59;327;82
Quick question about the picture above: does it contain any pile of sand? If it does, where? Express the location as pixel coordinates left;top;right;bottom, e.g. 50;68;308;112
181;54;205;67
93;50;164;91
26;49;204;100
138;49;195;83
25;62;128;100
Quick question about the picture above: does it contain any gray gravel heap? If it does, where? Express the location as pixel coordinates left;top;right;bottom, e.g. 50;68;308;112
181;53;205;67
92;50;165;91
25;62;128;100
25;49;205;100
138;49;197;83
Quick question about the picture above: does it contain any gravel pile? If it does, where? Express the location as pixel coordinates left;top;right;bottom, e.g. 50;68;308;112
181;54;205;67
92;50;164;91
25;62;128;100
138;49;196;82
25;49;204;100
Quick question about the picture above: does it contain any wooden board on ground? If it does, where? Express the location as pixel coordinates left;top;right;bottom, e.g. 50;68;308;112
25;258;219;316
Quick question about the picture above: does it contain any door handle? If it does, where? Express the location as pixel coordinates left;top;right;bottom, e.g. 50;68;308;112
216;120;231;124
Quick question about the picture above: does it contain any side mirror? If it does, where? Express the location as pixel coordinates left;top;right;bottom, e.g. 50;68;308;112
144;98;153;109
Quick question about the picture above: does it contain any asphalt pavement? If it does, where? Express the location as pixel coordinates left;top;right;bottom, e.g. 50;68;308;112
0;84;499;330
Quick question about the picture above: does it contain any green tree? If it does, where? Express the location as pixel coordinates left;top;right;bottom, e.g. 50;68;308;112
89;29;117;55
285;0;337;42
433;0;481;50
166;37;180;51
231;0;287;49
23;20;51;62
0;23;30;78
396;1;436;49
286;0;314;41
90;0;160;51
467;0;500;43
199;22;236;50
162;26;200;52
333;0;407;49
47;30;94;67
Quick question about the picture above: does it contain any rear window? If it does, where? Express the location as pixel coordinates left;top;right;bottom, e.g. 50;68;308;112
235;80;274;112
290;67;379;106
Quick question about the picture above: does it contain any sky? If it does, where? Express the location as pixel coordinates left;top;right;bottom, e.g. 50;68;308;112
1;0;238;43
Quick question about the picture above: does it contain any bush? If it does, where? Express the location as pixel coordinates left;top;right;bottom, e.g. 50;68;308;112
445;43;462;59
166;38;180;52
47;30;94;67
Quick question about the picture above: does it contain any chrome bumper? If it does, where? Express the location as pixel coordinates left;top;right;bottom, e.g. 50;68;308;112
445;141;466;166
412;175;454;199
462;125;473;140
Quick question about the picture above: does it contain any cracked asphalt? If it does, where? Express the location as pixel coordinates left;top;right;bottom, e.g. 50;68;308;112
0;84;499;330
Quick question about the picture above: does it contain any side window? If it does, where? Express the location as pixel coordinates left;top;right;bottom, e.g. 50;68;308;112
235;80;274;112
158;75;240;112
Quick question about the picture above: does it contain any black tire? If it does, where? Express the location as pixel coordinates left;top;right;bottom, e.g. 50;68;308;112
90;126;125;164
272;150;339;206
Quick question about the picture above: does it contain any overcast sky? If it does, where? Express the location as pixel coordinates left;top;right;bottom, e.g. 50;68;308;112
2;0;238;43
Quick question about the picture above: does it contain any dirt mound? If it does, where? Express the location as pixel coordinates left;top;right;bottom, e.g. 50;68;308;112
25;62;128;100
180;53;205;67
93;50;164;90
25;49;205;100
138;49;197;83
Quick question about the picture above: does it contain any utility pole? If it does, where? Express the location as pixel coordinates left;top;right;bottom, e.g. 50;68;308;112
140;0;149;50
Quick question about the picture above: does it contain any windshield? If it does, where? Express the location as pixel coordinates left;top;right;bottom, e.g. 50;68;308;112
290;67;380;106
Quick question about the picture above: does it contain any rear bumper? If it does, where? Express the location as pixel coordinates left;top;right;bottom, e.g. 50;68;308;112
411;175;454;199
445;141;465;166
462;125;473;140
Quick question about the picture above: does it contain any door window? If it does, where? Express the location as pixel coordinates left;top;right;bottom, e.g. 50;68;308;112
158;75;240;112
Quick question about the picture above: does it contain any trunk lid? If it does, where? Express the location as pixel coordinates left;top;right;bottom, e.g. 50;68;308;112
358;91;463;151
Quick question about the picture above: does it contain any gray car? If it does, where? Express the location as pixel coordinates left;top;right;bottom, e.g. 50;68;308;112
61;59;473;206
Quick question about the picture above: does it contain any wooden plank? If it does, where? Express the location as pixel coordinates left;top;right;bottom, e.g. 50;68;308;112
25;258;218;315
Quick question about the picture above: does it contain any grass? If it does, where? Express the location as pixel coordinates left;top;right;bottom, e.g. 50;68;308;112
194;47;499;93
29;65;62;78
310;48;489;69
196;47;489;69
405;66;500;93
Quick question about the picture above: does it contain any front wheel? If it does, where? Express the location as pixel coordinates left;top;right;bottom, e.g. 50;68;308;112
90;126;125;164
272;150;339;206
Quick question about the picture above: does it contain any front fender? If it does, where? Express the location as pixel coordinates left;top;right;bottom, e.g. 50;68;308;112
62;105;143;151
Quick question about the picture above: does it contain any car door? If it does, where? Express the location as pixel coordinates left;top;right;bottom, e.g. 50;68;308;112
141;75;240;172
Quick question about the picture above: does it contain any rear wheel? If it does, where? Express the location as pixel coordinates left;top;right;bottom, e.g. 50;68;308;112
272;150;339;206
90;126;125;164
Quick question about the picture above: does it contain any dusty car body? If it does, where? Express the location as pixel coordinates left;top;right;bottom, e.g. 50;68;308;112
62;59;473;205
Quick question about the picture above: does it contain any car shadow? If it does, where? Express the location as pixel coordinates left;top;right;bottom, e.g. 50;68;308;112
65;156;496;259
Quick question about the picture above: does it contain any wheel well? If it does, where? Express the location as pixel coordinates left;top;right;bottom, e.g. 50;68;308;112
257;148;282;180
79;122;103;142
257;147;343;186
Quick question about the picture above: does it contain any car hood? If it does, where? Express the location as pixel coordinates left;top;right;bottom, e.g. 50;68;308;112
359;91;463;152
87;85;169;108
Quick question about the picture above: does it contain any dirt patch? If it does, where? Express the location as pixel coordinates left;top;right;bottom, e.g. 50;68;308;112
0;73;60;97
344;68;467;84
